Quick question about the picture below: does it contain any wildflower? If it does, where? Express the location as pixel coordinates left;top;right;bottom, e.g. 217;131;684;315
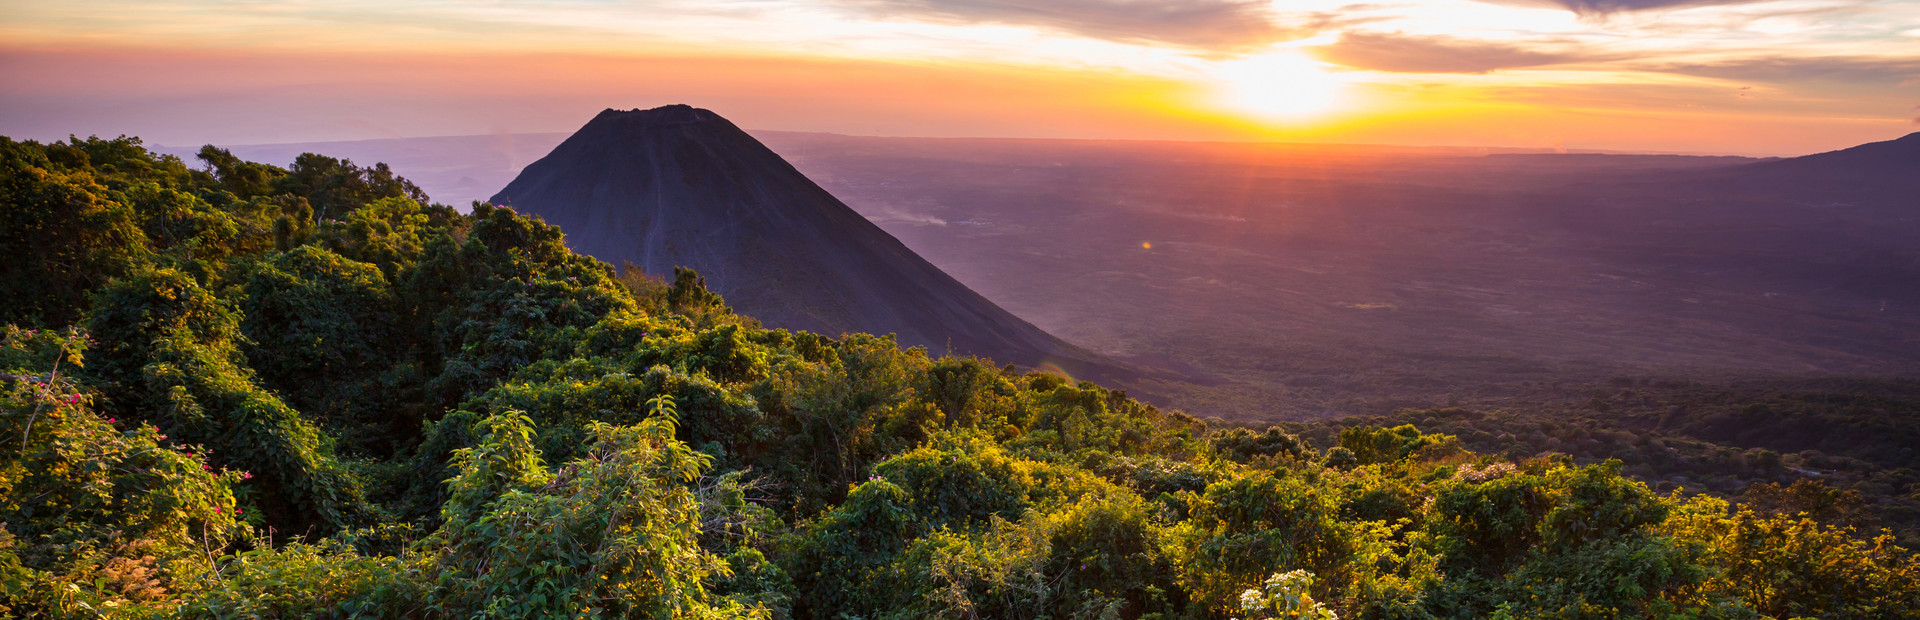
67;394;81;405
107;418;116;423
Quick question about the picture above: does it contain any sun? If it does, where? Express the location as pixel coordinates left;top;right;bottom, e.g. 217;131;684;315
1212;50;1345;121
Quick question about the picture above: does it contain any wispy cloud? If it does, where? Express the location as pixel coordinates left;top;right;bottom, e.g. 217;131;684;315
1649;56;1920;87
1312;32;1591;73
825;0;1311;48
1476;0;1771;17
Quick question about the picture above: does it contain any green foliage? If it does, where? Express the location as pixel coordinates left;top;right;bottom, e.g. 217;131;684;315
0;137;150;326
1041;492;1177;615
782;478;917;615
1240;570;1338;620
1287;402;1920;548
140;323;370;535
239;245;404;452
87;267;369;536
317;195;460;279
459;360;765;466
174;537;422;619
1339;425;1453;467
1;326;241;617
277;153;427;223
1213;426;1309;465
1170;469;1377;613
195;145;284;199
425;411;763;618
410;204;637;404
872;432;1040;529
668;266;727;316
1666;495;1920;618
3;136;1915;618
83;267;241;390
1420;462;1715;617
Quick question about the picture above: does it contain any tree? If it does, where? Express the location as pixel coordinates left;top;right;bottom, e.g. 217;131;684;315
195;145;285;199
0;138;148;326
276;153;428;223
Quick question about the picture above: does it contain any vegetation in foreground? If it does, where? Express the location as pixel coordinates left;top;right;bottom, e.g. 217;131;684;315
1;135;1916;618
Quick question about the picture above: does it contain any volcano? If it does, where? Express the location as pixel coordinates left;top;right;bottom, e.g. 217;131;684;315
491;105;1144;385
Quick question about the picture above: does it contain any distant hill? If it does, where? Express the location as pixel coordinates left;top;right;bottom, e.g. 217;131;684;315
1750;131;1920;178
1715;132;1920;205
491;105;1145;386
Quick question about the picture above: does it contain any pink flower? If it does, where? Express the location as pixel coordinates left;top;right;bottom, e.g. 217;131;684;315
241;472;253;480
235;509;243;515
67;394;80;405
106;418;116;423
202;464;212;470
213;507;223;513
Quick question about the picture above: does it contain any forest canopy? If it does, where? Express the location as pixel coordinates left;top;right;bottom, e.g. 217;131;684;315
1;135;1915;618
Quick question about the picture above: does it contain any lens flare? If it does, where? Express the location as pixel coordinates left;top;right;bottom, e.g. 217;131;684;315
1034;361;1075;383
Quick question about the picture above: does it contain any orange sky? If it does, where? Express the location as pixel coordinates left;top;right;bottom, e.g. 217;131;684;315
2;0;1916;154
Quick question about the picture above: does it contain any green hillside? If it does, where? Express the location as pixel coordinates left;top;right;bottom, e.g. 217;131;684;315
2;135;1914;618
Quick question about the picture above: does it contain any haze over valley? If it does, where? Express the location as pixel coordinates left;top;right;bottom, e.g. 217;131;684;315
162;128;1920;418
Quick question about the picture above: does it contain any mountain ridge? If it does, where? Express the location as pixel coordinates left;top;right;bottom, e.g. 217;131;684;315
1716;131;1920;204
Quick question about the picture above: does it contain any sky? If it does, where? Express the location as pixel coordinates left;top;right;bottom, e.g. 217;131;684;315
2;0;1917;154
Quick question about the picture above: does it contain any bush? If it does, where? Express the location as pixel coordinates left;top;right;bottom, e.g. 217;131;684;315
0;326;241;616
423;410;763;618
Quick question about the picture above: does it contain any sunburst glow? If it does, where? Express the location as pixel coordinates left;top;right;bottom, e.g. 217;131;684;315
2;0;1915;152
1212;51;1346;121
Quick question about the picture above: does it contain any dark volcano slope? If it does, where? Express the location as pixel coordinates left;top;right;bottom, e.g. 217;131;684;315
492;105;1146;385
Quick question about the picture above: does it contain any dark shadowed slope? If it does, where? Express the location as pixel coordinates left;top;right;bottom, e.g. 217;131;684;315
492;105;1147;385
1718;132;1920;205
1752;131;1920;178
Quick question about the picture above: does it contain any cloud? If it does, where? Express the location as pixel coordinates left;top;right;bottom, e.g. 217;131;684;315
1473;0;1772;16
1479;0;1889;22
1311;32;1581;74
1649;56;1920;87
1474;0;1789;15
827;0;1316;48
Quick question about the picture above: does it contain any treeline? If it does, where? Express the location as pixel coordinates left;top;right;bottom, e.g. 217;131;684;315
1276;391;1920;549
1;135;1916;618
